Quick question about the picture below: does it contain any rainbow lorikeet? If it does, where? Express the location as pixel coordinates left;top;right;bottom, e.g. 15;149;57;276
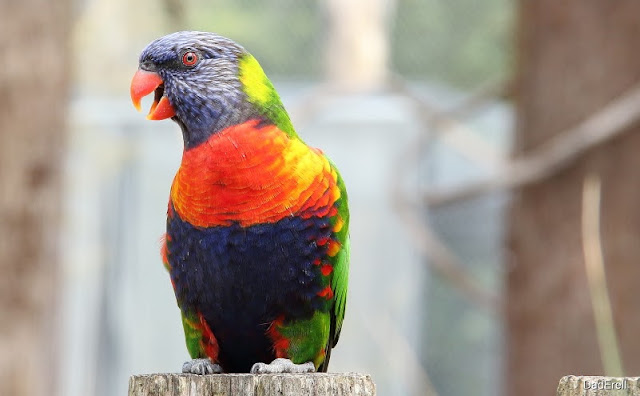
130;31;349;374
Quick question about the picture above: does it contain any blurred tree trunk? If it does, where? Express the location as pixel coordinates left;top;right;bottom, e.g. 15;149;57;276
323;0;393;91
0;2;70;396
507;1;640;395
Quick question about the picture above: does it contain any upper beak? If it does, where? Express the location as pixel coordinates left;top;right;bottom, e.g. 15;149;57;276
130;69;176;120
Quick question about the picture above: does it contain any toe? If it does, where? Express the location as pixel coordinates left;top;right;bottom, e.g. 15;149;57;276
250;358;315;374
293;361;315;373
182;359;223;375
182;361;193;373
250;362;267;374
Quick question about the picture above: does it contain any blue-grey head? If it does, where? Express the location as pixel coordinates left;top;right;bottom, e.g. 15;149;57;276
130;31;263;148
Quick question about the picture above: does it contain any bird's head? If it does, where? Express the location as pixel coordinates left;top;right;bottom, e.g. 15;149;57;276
130;31;291;148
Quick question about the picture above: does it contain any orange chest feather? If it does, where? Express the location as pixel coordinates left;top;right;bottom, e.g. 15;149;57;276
170;120;340;227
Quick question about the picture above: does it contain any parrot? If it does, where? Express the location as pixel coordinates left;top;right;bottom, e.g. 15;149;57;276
129;31;349;375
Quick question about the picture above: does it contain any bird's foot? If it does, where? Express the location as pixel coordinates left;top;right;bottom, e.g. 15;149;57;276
182;358;223;375
250;358;315;374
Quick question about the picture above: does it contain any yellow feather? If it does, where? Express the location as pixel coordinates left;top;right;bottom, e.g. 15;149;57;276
238;55;271;105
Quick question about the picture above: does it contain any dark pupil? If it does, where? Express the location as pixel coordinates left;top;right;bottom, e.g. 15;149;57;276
185;54;195;63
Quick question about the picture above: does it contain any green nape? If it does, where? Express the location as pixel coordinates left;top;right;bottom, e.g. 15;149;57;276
238;54;298;139
182;312;205;359
277;310;331;368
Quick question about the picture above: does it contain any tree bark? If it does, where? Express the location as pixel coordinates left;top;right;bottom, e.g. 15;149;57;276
129;373;376;396
0;2;70;396
507;1;640;395
323;0;392;91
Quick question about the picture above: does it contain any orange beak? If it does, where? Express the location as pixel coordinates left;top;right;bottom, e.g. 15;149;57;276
130;69;176;120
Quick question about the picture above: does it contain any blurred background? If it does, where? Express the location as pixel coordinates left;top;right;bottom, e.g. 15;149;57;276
3;1;640;395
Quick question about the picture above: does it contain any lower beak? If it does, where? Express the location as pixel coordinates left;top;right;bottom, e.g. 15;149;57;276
130;69;176;120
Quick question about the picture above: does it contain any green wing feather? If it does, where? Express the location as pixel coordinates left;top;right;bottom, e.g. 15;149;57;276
330;163;349;346
318;159;349;372
320;160;349;362
331;236;349;345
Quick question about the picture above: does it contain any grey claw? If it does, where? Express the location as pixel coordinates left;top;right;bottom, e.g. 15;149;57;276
250;358;315;374
182;358;223;374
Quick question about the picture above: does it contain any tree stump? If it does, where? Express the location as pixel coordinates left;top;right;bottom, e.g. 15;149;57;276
128;373;375;396
557;376;639;395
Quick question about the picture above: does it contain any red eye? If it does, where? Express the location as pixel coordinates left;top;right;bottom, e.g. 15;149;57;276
182;51;198;66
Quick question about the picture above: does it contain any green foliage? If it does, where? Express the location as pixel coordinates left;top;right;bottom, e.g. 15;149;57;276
182;0;513;87
392;0;514;88
186;0;322;78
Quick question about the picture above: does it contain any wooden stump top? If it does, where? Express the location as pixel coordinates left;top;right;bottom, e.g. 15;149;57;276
129;373;375;396
557;376;640;395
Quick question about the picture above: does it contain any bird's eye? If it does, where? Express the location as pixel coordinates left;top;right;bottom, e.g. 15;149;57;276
182;52;198;67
